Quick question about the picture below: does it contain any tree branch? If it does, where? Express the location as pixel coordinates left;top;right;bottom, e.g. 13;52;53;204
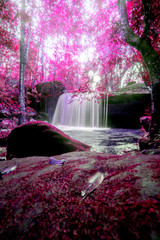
141;0;151;39
117;0;141;48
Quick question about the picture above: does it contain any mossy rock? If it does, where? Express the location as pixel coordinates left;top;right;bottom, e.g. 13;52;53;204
118;82;150;94
36;81;65;97
107;93;151;128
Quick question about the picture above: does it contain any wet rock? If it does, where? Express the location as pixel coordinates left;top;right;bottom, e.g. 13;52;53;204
139;132;151;151
140;116;151;132
141;149;160;155
6;121;90;160
139;131;160;153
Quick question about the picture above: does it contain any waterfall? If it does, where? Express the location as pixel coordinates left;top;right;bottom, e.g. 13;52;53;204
52;93;108;128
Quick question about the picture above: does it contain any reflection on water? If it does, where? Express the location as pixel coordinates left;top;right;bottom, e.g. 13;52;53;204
57;126;143;155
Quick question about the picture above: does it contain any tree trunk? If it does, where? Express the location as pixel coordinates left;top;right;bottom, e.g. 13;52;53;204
138;40;160;139
18;0;26;125
117;0;160;140
41;43;44;82
48;50;58;124
31;43;40;93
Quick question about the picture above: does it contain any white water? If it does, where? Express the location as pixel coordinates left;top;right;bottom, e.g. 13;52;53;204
57;128;142;155
52;93;108;128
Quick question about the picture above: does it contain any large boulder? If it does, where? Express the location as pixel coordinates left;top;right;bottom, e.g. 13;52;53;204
36;81;65;96
36;81;65;123
6;121;90;160
139;131;160;154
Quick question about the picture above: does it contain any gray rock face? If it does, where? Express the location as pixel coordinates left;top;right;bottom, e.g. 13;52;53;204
108;93;151;128
6;121;90;160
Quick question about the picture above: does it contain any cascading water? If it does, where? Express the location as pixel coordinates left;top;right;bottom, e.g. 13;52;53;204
52;93;108;128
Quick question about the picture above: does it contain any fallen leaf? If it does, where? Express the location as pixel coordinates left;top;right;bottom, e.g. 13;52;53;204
49;157;65;165
1;164;17;175
81;171;104;198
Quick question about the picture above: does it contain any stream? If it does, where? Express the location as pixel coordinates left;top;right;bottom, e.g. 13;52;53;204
58;126;143;155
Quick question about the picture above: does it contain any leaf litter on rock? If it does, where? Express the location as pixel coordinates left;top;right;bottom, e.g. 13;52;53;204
0;152;160;240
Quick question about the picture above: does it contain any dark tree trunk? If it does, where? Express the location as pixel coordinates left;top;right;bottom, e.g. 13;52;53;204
117;0;160;140
138;40;160;139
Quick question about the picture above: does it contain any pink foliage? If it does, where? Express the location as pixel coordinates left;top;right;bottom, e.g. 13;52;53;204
0;0;159;96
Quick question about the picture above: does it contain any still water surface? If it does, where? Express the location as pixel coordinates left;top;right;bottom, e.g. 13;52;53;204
57;126;143;155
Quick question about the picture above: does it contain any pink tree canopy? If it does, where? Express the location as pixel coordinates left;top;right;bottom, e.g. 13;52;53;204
1;0;159;93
